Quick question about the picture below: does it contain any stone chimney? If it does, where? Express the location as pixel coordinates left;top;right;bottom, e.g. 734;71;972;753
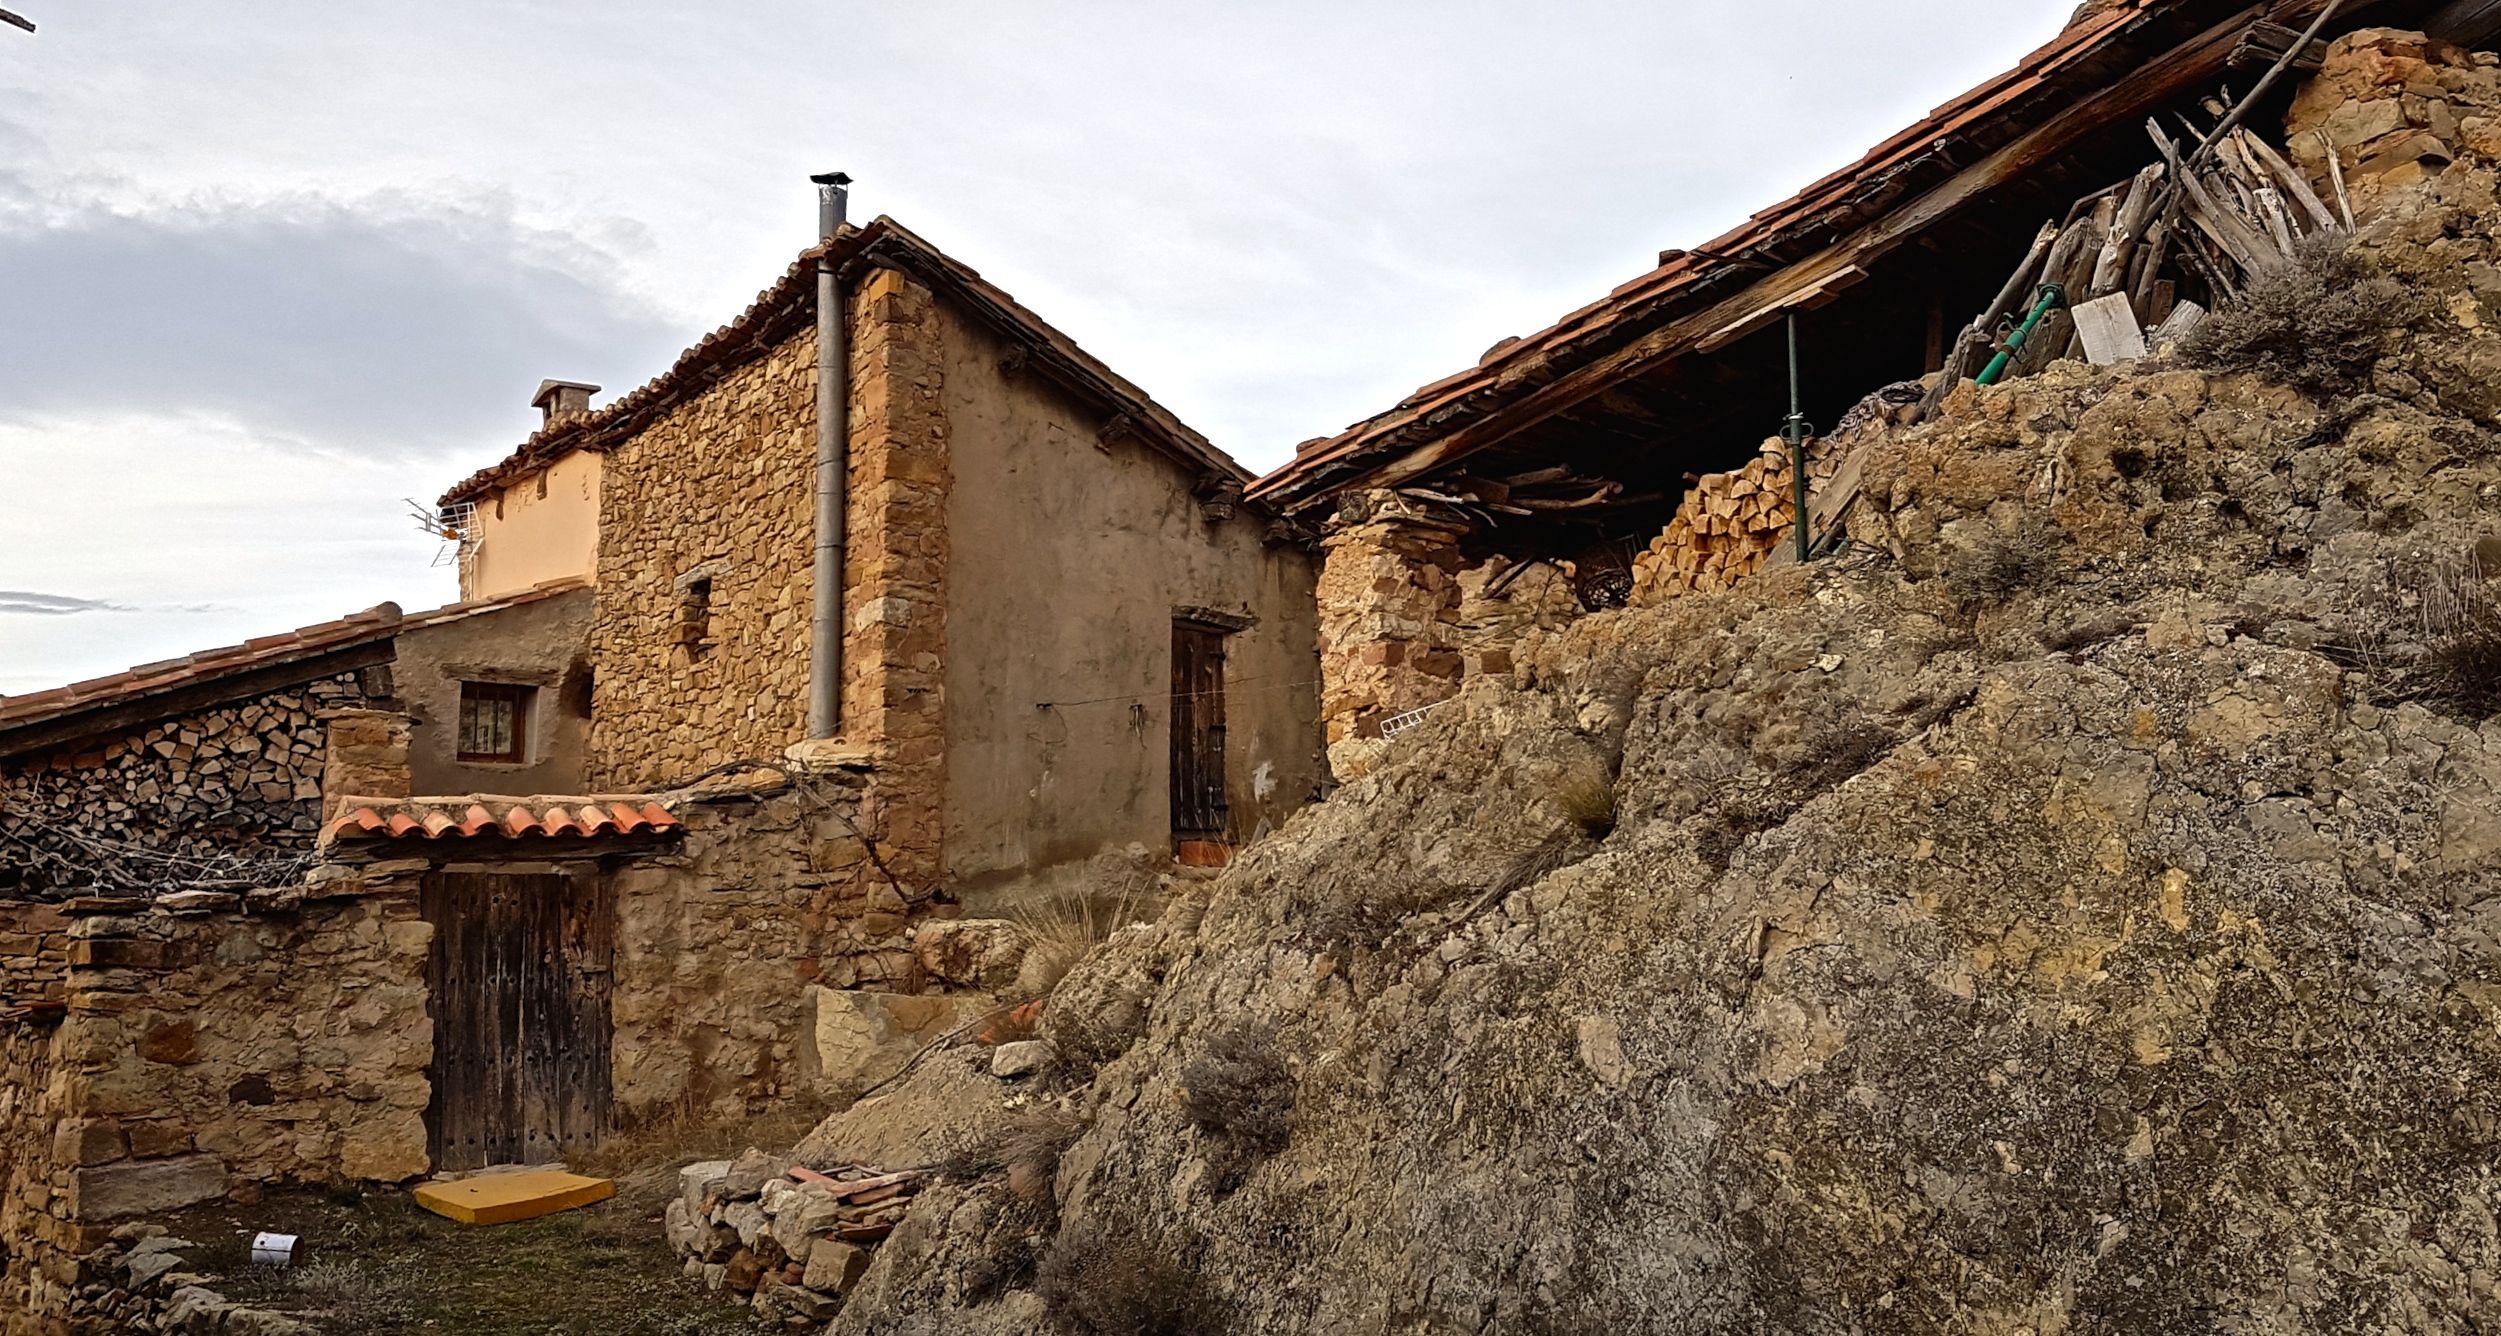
532;379;601;428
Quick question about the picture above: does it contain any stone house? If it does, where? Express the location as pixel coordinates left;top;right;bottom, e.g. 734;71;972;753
0;208;1325;1326
0;582;591;1326
435;208;1325;891
1249;0;2501;779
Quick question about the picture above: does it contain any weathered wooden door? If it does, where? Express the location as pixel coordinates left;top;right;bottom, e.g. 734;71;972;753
1171;620;1230;843
421;870;613;1171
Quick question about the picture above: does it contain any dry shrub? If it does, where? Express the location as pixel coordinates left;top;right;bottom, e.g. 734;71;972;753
1478;827;1591;918
1180;1023;1294;1192
2421;556;2501;717
1014;883;1150;996
1038;1215;1222;1336
570;1091;833;1189
939;1108;1090;1202
2180;233;2426;395
291;1260;412;1323
1047;988;1147;1085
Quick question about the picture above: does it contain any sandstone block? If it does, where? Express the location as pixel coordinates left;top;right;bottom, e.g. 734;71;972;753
68;1154;227;1221
722;1148;792;1197
679;1158;732;1216
991;1040;1057;1080
339;1116;428;1182
52;1119;127;1167
913;917;1029;990
811;987;987;1094
805;1238;873;1293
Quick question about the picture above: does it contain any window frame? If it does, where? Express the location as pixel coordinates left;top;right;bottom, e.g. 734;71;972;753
455;681;534;765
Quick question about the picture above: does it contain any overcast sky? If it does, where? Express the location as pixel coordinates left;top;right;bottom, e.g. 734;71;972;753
0;0;2076;693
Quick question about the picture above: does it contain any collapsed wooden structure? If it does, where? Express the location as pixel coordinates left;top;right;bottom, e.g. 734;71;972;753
1266;0;2501;769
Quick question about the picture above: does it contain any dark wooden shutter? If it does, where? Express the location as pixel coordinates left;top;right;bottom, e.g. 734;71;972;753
422;870;614;1171
1171;621;1230;842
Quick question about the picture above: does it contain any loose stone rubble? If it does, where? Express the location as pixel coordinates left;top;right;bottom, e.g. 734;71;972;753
46;1226;315;1336
667;1149;926;1328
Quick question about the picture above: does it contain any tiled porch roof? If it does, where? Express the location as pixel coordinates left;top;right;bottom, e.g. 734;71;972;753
324;796;681;843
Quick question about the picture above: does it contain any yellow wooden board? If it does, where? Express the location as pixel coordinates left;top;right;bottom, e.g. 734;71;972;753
412;1170;615;1226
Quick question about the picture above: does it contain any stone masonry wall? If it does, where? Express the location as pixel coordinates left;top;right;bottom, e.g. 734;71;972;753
2290;28;2501;219
590;326;818;789
834;269;950;889
0;902;69;1010
52;890;429;1192
0;887;427;1330
0;675;370;899
1316;501;1469;780
604;773;931;1122
1315;492;1583;780
590;265;949;880
0;1016;64;1331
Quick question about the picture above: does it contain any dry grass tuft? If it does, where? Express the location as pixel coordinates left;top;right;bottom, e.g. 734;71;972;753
1013;883;1150;996
1553;757;1619;838
2180;232;2426;395
290;1259;412;1323
1037;1214;1222;1336
2421;556;2501;717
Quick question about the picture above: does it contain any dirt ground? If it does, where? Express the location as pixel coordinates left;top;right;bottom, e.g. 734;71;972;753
160;1175;768;1335
153;1105;835;1335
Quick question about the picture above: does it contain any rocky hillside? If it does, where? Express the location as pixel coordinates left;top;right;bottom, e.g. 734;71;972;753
815;119;2501;1336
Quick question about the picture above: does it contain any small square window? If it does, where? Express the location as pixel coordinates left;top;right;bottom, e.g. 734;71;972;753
457;682;533;763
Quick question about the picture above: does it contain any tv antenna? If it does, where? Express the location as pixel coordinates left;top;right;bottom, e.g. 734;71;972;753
2;9;35;34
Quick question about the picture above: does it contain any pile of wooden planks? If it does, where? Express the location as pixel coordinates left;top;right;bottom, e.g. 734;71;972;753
1920;109;2346;420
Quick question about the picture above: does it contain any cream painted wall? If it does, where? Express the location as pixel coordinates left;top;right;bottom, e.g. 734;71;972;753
938;308;1325;901
463;449;602;601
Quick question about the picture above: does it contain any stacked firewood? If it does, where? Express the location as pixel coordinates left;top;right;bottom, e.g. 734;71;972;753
1630;442;1841;601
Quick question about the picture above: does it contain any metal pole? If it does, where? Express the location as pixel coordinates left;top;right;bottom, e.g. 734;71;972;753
807;171;852;740
1785;313;1811;564
1978;282;2066;387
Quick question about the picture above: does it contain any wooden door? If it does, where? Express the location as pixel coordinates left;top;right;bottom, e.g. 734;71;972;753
421;870;614;1172
1171;621;1230;843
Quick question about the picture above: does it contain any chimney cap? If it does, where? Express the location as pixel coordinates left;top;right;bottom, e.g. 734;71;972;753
532;379;601;410
810;171;853;187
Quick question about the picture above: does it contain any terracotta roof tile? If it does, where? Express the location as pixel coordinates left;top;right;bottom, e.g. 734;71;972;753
438;217;1259;511
0;578;589;741
323;795;683;845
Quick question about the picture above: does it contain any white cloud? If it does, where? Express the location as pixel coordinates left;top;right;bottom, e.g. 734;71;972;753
0;414;459;693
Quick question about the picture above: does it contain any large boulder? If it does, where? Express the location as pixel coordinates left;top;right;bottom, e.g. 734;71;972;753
829;164;2501;1332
